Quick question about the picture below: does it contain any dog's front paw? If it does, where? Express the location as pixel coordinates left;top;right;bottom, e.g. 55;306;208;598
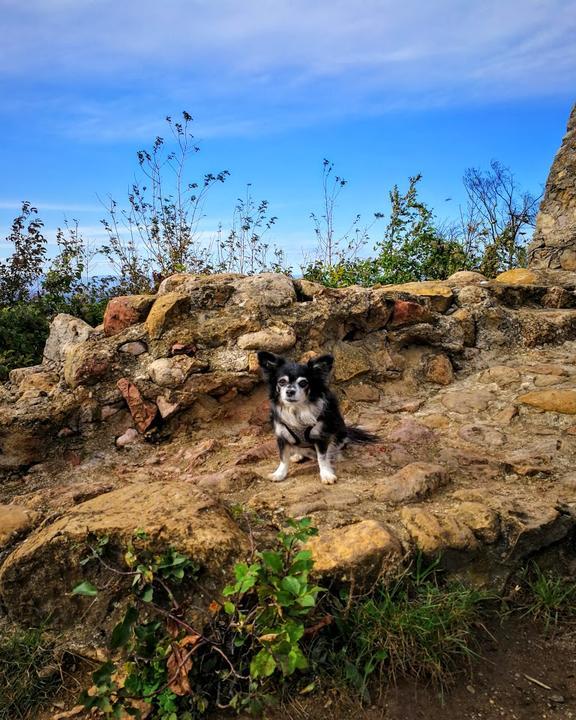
320;470;337;485
290;453;304;462
270;468;288;482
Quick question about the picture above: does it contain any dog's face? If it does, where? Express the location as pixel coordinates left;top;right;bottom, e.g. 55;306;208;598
257;351;334;405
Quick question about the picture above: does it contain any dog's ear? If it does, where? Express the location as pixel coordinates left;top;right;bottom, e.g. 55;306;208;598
257;351;285;376
308;354;334;380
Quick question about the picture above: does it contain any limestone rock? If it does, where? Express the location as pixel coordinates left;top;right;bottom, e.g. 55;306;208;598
503;504;574;561
518;389;576;414
306;520;402;580
528;104;576;270
43;314;94;365
0;505;40;549
423;353;454;385
332;342;371;382
447;271;488;284
451;502;500;544
103;295;155;336
145;293;190;340
374;462;449;504
231;273;296;308
400;507;478;555
63;341;114;389
494;268;538;285
0;483;247;626
237;327;296;353
148;356;205;388
387;419;435;444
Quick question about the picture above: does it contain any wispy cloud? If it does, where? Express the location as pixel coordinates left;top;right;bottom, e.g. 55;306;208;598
0;0;573;140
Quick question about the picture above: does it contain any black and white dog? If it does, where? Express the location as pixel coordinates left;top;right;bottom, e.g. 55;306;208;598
258;351;377;484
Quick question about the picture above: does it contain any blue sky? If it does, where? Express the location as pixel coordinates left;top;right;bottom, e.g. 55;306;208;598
0;0;575;273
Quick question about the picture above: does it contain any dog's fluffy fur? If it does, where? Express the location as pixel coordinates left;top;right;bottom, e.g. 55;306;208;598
258;351;377;484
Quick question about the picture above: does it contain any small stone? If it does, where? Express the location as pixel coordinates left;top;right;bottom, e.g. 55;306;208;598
156;396;179;419
518;389;576;414
237;327;296;353
420;414;450;429
171;342;197;356
101;405;121;420
477;366;521;386
374;462;449;504
466;685;476;695
493;405;518;424
343;383;380;402
458;424;505;447
118;341;147;356
533;374;566;387
423;353;454;385
116;428;139;447
148;356;205;388
57;426;76;438
549;694;565;704
441;391;492;413
387;419;435;444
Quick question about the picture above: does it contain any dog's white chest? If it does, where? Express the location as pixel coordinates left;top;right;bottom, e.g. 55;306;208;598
275;400;324;444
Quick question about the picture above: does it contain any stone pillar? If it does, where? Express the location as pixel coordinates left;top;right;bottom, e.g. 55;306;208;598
528;103;576;270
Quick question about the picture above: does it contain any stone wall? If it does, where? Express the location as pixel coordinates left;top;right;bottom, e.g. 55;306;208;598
528;103;576;270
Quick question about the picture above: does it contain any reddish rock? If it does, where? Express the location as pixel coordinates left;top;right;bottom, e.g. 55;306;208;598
374;462;450;504
389;300;433;328
103;295;154;336
184;439;220;469
234;439;277;465
171;342;197;356
116;378;158;433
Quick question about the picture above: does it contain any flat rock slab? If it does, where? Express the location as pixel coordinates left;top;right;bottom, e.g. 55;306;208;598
0;482;247;627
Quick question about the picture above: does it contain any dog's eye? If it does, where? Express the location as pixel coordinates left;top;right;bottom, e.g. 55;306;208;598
298;379;308;388
277;378;288;387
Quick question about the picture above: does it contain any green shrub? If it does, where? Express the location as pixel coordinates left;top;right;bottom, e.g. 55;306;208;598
0;303;49;378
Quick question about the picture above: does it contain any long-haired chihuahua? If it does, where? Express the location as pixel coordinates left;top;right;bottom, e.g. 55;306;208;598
258;351;377;484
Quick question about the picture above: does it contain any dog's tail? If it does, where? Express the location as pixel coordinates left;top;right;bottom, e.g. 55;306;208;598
346;425;379;444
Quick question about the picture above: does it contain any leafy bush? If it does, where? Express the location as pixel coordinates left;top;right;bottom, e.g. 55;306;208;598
0;303;49;379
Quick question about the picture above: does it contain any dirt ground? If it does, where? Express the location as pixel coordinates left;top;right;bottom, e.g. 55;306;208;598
259;617;576;720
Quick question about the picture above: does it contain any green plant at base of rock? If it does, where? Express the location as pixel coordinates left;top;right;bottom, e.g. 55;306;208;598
517;563;576;630
74;519;321;718
311;556;491;702
221;517;321;712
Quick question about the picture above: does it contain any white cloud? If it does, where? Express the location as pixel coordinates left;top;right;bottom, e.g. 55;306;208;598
0;0;574;139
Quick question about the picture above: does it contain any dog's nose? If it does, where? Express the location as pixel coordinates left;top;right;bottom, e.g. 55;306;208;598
286;388;296;397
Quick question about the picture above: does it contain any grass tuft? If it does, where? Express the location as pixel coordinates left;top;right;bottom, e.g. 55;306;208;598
519;563;576;629
0;624;61;720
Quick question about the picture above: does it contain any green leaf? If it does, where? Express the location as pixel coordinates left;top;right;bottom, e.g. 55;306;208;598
141;586;154;603
297;594;316;608
250;648;277;678
92;660;115;686
110;605;138;649
280;575;301;596
261;551;283;574
72;580;98;597
224;601;235;614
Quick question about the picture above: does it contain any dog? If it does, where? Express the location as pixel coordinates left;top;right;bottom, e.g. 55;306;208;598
257;350;377;484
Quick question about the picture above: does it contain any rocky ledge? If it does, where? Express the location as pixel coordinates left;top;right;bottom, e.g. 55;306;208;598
1;269;576;637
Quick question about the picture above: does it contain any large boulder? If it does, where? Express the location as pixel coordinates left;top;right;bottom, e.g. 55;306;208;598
0;482;247;627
